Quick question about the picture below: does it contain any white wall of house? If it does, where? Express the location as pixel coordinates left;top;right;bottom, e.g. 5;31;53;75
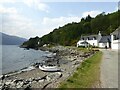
77;40;98;47
99;43;105;48
111;40;120;49
111;35;120;49
77;40;84;47
99;42;109;48
86;40;98;46
77;31;102;47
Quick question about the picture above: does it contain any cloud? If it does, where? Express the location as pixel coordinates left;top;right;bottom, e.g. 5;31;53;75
0;1;50;38
25;0;50;13
36;16;81;36
2;13;36;38
0;5;50;39
0;0;50;13
37;3;49;13
115;6;119;11
0;5;18;14
0;5;39;39
82;10;101;17
82;8;118;18
42;16;80;27
0;5;81;38
0;0;17;3
118;1;120;10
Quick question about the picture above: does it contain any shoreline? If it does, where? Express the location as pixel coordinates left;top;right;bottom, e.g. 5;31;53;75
0;46;97;89
1;47;55;76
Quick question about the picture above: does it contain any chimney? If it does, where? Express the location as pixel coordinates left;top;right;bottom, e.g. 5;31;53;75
98;31;101;36
97;31;102;45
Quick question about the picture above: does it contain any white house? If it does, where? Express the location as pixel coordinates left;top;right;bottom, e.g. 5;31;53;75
111;27;120;49
77;27;120;49
77;31;111;48
77;31;102;47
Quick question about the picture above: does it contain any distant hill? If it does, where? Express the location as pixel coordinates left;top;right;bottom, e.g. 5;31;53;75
0;32;27;45
22;11;120;48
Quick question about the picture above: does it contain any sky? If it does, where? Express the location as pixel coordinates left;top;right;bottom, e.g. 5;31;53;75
0;0;119;39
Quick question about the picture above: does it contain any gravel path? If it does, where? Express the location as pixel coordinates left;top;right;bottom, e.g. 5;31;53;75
100;49;118;88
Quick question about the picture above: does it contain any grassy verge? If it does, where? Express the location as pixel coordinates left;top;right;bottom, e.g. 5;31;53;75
77;47;92;53
59;51;102;88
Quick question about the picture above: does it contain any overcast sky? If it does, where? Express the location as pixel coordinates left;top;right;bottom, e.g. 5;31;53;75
0;0;119;39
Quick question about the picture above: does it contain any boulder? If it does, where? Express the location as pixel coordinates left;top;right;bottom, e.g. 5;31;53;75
2;84;10;90
0;75;5;80
16;81;24;88
34;77;42;82
10;81;16;88
23;80;30;85
0;86;2;89
53;53;56;56
23;84;31;89
14;79;24;83
28;78;34;82
46;72;62;81
5;80;12;85
38;79;44;83
0;82;5;89
40;75;47;80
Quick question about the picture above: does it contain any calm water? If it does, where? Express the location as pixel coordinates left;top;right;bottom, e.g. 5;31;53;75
0;45;52;75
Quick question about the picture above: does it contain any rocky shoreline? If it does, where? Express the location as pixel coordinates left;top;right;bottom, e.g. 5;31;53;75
0;46;98;89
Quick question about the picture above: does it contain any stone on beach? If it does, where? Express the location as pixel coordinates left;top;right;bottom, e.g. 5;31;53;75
1;46;96;89
5;80;12;85
46;72;62;81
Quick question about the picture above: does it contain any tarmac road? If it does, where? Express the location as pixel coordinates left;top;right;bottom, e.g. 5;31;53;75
100;49;118;88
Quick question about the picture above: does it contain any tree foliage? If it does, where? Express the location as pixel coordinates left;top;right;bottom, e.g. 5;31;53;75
22;11;120;48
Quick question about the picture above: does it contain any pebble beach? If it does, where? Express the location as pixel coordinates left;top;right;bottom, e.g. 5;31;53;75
0;46;96;89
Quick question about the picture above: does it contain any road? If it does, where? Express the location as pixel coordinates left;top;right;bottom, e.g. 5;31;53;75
100;49;118;88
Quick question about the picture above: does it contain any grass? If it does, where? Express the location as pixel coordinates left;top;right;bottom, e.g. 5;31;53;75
77;47;91;53
77;47;99;53
66;46;92;53
59;51;102;88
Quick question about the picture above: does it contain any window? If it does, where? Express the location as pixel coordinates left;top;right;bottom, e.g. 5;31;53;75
113;35;118;40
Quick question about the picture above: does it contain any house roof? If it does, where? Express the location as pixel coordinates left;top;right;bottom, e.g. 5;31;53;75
81;35;98;40
99;36;111;43
111;27;120;39
111;26;120;35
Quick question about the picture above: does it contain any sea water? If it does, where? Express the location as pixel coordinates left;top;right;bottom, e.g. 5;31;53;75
0;45;52;74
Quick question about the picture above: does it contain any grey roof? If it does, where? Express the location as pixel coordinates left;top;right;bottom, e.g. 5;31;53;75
111;27;120;35
111;27;120;39
99;36;111;43
81;35;98;40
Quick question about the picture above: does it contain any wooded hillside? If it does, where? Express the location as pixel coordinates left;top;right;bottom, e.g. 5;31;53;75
22;11;120;48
